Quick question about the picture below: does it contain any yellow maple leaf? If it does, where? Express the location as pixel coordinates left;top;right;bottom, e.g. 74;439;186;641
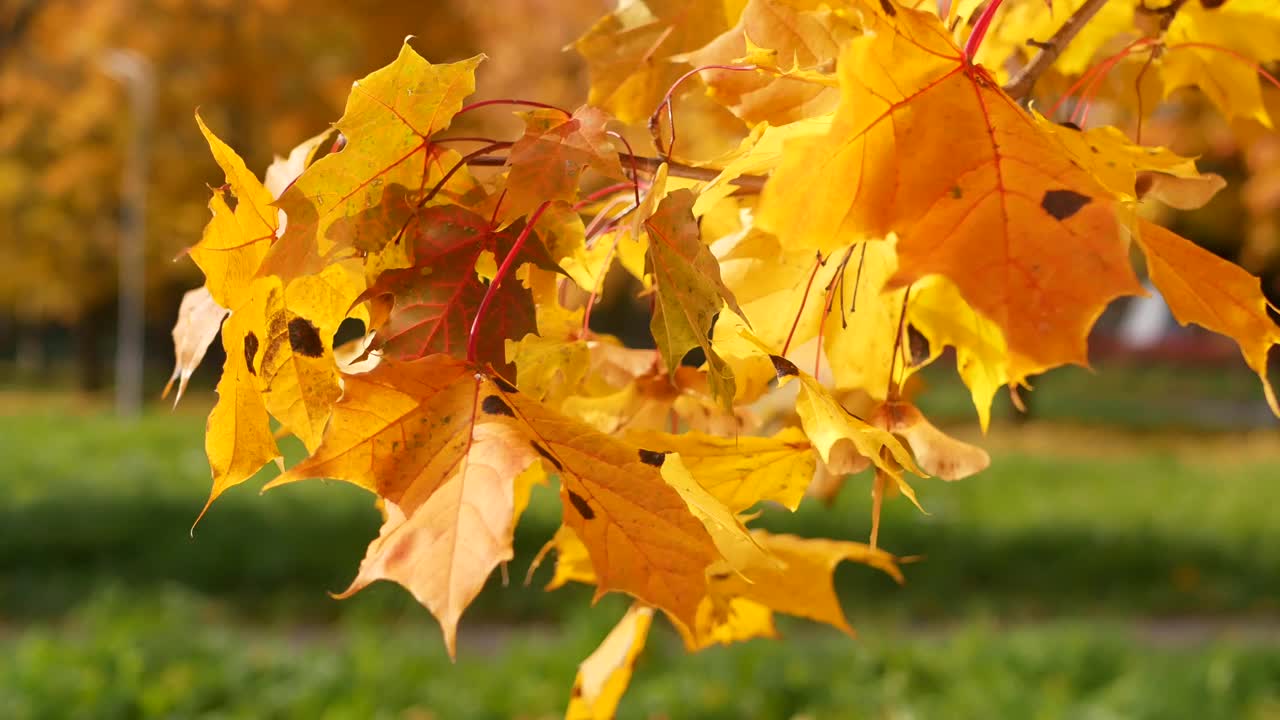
189;114;277;309
1162;0;1280;127
774;354;922;491
573;0;735;124
674;595;778;651
907;274;1014;431
661;453;773;573
1135;221;1280;417
1041;116;1227;209
538;523;598;591
819;239;909;401
238;262;366;451
986;0;1280;125
692;115;832;217
566;605;654;720
197;306;281;526
262;45;484;278
625;427;815;512
707;530;902;635
683;0;857;125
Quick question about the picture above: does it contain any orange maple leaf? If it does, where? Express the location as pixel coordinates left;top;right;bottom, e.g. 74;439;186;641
268;355;723;648
758;4;1146;380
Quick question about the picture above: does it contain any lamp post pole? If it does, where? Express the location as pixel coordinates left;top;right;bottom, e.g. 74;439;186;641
100;49;153;417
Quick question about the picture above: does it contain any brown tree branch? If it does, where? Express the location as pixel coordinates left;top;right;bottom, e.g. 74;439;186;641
0;0;44;57
1003;0;1110;101
467;153;767;195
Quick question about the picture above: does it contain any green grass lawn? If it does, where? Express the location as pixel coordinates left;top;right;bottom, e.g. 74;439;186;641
3;404;1276;623
4;589;1280;720
1;375;1278;718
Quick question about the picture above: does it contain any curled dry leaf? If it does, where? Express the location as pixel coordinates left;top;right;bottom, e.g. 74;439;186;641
163;286;228;407
685;0;857;125
1136;172;1228;210
871;400;991;481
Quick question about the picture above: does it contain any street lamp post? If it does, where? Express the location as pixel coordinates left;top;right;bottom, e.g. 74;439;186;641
100;49;153;417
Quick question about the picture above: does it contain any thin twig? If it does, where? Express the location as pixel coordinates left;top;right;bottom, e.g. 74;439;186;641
1003;0;1110;101
466;153;767;194
467;201;552;363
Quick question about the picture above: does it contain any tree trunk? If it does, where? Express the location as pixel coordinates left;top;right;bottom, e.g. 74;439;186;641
76;307;107;392
15;323;44;377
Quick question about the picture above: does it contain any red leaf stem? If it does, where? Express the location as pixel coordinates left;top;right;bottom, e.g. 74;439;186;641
467;201;552;363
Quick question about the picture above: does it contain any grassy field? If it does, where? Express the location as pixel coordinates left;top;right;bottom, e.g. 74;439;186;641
1;367;1278;718
3;404;1277;623
5;589;1280;720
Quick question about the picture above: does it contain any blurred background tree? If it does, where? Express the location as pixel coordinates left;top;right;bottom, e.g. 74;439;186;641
0;0;605;391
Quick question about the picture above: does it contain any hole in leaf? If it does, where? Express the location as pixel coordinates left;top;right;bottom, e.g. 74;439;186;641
481;395;515;417
638;449;666;467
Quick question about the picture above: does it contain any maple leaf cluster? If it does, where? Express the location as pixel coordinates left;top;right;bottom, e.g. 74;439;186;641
172;0;1280;715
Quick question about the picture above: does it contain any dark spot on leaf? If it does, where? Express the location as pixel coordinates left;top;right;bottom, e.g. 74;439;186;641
638;449;666;467
907;325;930;367
1041;189;1092;221
878;0;897;16
568;490;594;520
709;571;733;581
243;332;259;375
532;442;562;471
571;685;583;698
287;317;324;358
481;395;515;417
1199;0;1226;8
949;185;963;199
770;354;800;378
493;375;518;394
